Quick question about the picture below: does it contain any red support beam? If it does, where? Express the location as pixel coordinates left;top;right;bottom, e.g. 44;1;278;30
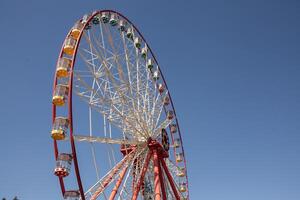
91;152;134;200
109;166;129;200
132;159;137;191
158;159;167;200
161;159;181;200
153;150;161;200
131;151;152;200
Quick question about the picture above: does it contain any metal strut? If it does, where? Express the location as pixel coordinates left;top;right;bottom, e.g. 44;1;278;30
153;149;161;200
89;149;135;200
108;165;129;200
131;151;152;200
161;159;181;200
158;159;167;200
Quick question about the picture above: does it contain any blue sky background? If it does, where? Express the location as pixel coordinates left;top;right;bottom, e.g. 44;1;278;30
0;0;300;199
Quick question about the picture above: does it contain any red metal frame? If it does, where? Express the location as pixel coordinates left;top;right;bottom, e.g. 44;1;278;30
131;151;152;200
109;166;129;200
52;9;189;200
153;149;162;200
161;159;181;200
130;140;181;200
90;152;133;200
158;159;167;200
52;37;66;196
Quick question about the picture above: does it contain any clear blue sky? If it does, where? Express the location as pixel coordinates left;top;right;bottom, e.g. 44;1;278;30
0;0;299;199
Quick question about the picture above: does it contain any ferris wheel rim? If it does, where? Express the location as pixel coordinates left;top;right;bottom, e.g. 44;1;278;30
52;9;189;200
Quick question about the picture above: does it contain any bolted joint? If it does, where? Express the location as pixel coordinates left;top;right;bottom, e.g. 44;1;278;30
147;138;169;158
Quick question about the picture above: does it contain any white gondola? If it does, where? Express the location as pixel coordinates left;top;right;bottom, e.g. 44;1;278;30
64;190;80;200
134;37;141;48
82;14;90;24
126;27;133;39
54;153;72;177
119;20;126;31
101;12;109;23
153;70;160;81
141;45;148;58
92;14;100;25
82;14;91;30
109;14;118;26
147;58;154;70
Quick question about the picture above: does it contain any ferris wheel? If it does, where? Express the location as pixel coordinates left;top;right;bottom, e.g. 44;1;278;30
51;10;189;200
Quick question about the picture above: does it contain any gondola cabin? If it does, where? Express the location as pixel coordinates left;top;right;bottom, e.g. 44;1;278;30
64;191;80;200
119;20;126;31
51;117;69;140
176;152;183;163
163;96;170;105
126;28;133;39
63;37;77;55
167;110;174;120
147;59;154;71
82;14;91;30
153;70;160;81
170;124;177;133
174;138;181;148
52;84;69;106
179;183;187;193
54;153;72;177
109;14;118;26
134;37;141;48
141;45;148;58
101;12;109;23
70;21;84;39
56;57;71;78
158;83;165;93
92;14;100;25
177;167;185;177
